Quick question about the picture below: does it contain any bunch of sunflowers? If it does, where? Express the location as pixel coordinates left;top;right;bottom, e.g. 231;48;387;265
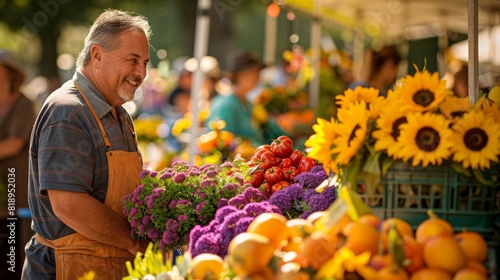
305;68;500;193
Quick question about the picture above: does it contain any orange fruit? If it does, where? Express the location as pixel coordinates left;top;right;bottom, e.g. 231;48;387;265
376;266;409;280
402;235;425;274
453;268;488;280
465;260;488;275
227;232;275;276
299;231;336;270
423;235;467;274
286;219;314;238
343;221;380;255
189;253;224;280
409;268;452;280
247;213;289;249
380;218;413;252
415;211;453;244
358;213;382;229
454;230;488;262
369;254;394;271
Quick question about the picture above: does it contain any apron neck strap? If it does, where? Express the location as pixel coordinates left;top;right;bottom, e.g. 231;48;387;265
74;81;112;149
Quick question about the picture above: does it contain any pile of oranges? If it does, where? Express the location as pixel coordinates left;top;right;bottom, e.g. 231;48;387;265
187;210;491;280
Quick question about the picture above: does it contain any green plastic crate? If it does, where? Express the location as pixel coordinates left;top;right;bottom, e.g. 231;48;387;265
357;161;500;238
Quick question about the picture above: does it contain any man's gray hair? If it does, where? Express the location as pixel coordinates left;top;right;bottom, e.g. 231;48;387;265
76;9;151;68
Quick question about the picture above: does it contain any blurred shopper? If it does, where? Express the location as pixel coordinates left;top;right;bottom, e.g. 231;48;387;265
22;9;150;279
0;49;35;280
206;50;284;145
349;45;402;97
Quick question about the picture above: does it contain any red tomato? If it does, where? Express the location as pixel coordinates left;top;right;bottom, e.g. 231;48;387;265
274;157;282;166
259;151;276;170
271;136;293;158
280;158;293;169
254;148;270;160
282;166;298;182
289;150;304;166
298;156;316;173
255;144;272;153
271;180;290;194
264;166;283;185
264;182;272;197
245;169;264;188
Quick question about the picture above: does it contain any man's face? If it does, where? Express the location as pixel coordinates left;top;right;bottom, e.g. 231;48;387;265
95;30;150;106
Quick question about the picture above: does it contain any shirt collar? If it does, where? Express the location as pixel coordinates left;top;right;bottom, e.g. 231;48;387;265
73;69;112;119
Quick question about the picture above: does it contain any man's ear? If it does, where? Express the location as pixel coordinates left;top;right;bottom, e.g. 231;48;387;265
90;45;103;69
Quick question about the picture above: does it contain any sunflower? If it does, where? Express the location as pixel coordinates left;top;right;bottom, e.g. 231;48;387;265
336;86;384;118
395;112;453;167
331;101;371;166
474;96;500;123
372;100;410;157
450;110;500;170
439;95;471;121
396;70;449;112
305;118;339;173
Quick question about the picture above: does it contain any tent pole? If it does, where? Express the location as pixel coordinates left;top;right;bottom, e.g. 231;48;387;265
468;0;479;105
189;0;212;164
264;9;278;66
309;0;321;109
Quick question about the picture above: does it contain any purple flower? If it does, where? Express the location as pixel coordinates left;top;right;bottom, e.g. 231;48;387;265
303;189;318;202
228;196;247;208
220;161;233;169
234;216;254;234
308;193;333;212
168;200;177;210
139;170;150;179
166;219;180;232
147;228;159;239
200;179;215;188
215;206;238;223
223;182;238;192
243;202;268;217
142;215;151;226
149;171;158;178
176;199;192;207
130;207;138;218
159;172;173;180
191;232;221;257
161;230;175;246
206;170;218;178
208;219;220;231
172;160;188;168
269;191;293;212
217;198;228;208
177;214;187;222
173;172;187;183
130;219;138;228
294;168;328;189
189;225;208;248
221;210;247;230
138;224;146;235
234;175;244;185
188;169;201;177
200;164;218;172
300;210;313;219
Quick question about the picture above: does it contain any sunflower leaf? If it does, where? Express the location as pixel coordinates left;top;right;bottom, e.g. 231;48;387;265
361;152;381;201
381;156;395;175
451;162;472;178
472;169;497;185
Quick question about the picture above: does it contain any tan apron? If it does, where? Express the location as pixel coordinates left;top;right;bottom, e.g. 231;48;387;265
35;82;142;280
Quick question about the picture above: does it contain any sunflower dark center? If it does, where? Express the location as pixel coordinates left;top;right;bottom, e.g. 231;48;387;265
451;111;466;118
413;89;435;107
390;117;408;140
348;124;361;147
415;127;440;152
464;128;488;151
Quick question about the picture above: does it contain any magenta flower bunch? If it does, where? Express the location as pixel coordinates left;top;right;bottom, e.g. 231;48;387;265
121;160;248;253
189;200;282;258
268;165;336;219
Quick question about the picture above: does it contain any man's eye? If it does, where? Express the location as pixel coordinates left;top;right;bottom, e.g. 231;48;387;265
130;59;137;64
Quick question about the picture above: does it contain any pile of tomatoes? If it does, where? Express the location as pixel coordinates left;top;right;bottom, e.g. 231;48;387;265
245;135;317;196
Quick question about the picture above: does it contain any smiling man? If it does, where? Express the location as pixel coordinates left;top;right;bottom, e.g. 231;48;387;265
22;9;151;279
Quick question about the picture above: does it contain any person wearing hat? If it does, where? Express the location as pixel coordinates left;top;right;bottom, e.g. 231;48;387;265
0;49;35;280
206;50;284;145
